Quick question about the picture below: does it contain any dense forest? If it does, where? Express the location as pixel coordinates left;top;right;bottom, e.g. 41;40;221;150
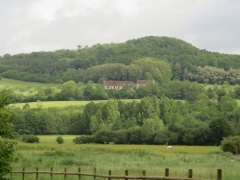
1;36;240;84
10;96;239;146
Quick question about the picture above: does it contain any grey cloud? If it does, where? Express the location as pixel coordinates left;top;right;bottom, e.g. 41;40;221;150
182;1;240;53
1;0;240;56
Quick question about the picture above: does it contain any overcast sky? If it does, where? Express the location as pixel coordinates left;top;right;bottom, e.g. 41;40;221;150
1;0;240;56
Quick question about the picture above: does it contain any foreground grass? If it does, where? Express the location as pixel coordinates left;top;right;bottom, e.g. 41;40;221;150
7;135;240;180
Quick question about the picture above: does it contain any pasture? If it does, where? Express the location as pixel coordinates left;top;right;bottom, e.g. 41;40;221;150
7;135;240;180
0;77;61;96
10;101;100;108
10;99;140;108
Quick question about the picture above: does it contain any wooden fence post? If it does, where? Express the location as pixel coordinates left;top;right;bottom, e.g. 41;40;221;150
94;168;96;180
188;169;193;178
108;170;112;180
50;167;53;179
217;169;222;180
165;168;169;177
36;167;38;180
125;170;128;180
22;167;25;180
64;167;67;180
78;167;81;180
9;167;222;180
142;170;146;180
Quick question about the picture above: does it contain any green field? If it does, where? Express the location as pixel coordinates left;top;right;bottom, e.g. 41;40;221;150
10;100;102;108
7;135;240;180
10;99;141;108
0;77;61;95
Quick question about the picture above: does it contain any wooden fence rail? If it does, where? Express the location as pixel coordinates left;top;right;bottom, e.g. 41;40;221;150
10;167;222;180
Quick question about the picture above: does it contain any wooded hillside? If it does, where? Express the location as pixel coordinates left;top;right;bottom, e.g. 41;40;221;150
1;36;240;84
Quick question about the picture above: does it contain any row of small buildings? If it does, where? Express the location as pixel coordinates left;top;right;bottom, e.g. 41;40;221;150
103;80;154;90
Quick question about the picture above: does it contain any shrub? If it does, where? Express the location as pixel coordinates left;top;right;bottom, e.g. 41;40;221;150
73;135;94;144
0;138;17;179
94;130;115;144
56;136;64;144
221;136;240;155
0;92;16;179
22;135;39;143
113;129;128;144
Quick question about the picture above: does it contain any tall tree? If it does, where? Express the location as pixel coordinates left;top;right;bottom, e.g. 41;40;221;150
102;99;120;129
209;117;231;145
60;80;77;100
0;91;16;179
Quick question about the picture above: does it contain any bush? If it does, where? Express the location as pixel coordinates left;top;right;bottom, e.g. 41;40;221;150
221;136;240;155
0;92;16;179
73;135;94;144
22;135;39;143
0;138;17;179
113;129;128;144
94;130;115;144
56;136;64;144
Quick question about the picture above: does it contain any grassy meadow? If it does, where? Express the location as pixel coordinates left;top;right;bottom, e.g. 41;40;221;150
0;77;62;96
10;99;140;109
7;135;240;180
10;101;100;108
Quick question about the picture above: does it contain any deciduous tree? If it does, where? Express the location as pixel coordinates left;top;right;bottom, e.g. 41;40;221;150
0;91;16;179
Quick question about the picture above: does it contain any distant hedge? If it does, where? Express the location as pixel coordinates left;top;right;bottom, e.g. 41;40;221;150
73;135;94;144
22;135;39;143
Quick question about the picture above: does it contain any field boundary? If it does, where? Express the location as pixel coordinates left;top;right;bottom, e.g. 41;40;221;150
10;167;222;180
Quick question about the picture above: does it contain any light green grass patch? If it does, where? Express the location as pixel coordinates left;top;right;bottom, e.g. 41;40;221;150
10;99;140;108
18;135;221;155
0;77;61;95
9;135;239;180
10;101;102;108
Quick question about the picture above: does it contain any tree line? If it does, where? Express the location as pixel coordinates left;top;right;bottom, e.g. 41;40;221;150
6;78;240;103
10;95;240;146
0;36;240;84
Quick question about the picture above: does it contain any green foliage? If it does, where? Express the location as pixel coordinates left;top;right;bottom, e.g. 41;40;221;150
22;135;39;143
1;36;240;86
221;136;240;155
73;135;94;144
56;136;64;144
164;80;205;101
8;92;240;146
113;129;128;144
0;138;16;179
209;118;231;145
94;130;115;144
0;91;16;179
127;126;142;144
